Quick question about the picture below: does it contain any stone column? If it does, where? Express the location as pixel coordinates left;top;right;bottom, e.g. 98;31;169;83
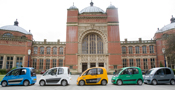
13;55;16;68
2;55;6;69
22;56;25;67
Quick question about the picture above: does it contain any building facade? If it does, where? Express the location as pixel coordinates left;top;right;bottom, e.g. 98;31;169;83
0;1;175;73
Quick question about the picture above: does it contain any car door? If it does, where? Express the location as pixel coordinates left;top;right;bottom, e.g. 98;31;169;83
154;69;166;84
84;68;98;84
7;69;22;85
121;68;135;84
96;68;104;84
163;68;172;83
57;68;64;84
45;68;59;84
18;69;27;84
132;68;140;83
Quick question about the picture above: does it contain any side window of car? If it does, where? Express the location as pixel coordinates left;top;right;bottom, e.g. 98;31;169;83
121;69;128;75
87;68;97;75
133;68;139;74
155;69;164;75
10;69;20;76
48;68;57;75
127;68;133;75
58;68;64;75
20;69;26;75
165;69;171;74
97;68;103;75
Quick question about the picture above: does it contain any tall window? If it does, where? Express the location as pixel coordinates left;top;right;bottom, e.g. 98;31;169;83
33;59;37;69
143;58;148;70
52;59;56;67
40;47;44;54
82;34;103;54
135;46;140;54
129;46;133;54
3;33;13;38
59;47;63;54
47;47;50;54
122;46;126;54
39;59;43;69
151;58;155;68
6;57;13;69
149;45;154;53
136;59;140;68
123;59;127;67
0;56;3;69
46;59;50;69
16;57;22;68
129;59;133;67
142;46;147;54
59;59;63;66
53;47;57;55
34;47;38;54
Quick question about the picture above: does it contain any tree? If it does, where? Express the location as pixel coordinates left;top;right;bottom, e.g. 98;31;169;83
160;61;164;67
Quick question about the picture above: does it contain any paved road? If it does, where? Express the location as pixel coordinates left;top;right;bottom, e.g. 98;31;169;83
0;75;174;90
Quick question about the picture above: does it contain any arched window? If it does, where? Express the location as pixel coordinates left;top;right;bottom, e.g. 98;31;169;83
40;47;44;54
53;47;57;55
122;46;126;54
34;47;38;54
59;47;63;54
2;33;13;38
47;47;51;54
82;34;103;54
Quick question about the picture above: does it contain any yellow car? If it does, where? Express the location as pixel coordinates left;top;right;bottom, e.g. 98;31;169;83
77;67;108;86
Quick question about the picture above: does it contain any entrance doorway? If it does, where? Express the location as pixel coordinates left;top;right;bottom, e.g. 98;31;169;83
82;63;87;72
90;63;96;68
99;63;104;67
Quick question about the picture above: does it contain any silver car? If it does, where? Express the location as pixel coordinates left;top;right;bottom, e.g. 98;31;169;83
144;67;174;85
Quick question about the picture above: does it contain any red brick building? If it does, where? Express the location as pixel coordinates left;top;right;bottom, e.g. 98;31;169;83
0;1;175;73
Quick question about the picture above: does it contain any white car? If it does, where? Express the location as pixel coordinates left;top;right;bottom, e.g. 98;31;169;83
39;67;71;86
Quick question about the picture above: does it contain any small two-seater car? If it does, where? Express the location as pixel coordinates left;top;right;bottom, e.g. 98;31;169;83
0;67;36;87
111;67;143;85
144;67;174;85
39;67;71;86
77;67;108;86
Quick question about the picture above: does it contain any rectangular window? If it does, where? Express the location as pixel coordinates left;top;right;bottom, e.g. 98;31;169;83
16;57;23;68
6;56;13;69
0;56;3;69
59;59;63;66
59;47;63;54
34;47;38;54
129;46;133;54
143;58;148;70
53;47;57;55
142;46;147;54
70;66;73;69
123;59;127;67
113;65;117;69
39;59;43;69
135;46;140;54
129;59;133;67
122;47;126;54
33;59;37;69
47;47;50;54
52;59;56;68
149;45;154;53
40;47;44;54
151;58;155;68
136;59;140;68
46;59;50;69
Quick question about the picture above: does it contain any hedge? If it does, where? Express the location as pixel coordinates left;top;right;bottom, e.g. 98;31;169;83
0;69;7;75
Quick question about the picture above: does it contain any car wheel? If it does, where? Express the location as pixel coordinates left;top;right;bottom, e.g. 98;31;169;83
152;79;157;85
23;80;29;86
61;80;67;86
170;79;175;85
1;81;7;87
117;80;122;86
101;80;107;86
39;80;45;86
137;79;143;85
79;80;85;86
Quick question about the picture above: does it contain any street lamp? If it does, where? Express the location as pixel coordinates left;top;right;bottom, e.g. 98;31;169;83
162;48;166;67
28;49;31;67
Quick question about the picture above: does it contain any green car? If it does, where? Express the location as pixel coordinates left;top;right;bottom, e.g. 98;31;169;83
111;67;143;85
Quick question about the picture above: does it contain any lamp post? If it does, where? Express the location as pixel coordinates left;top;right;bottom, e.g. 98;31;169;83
28;49;31;67
162;48;166;67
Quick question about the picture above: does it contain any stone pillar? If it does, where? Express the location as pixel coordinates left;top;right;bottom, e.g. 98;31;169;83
88;62;90;68
22;56;25;67
37;58;39;70
96;62;98;67
13;55;16;68
2;55;6;69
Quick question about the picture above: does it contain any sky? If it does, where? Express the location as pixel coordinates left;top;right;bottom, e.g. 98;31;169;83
0;0;175;42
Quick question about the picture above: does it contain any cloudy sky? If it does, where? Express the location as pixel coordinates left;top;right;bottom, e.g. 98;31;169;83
0;0;175;42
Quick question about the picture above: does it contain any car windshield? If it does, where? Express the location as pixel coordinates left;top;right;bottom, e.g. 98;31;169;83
146;70;153;75
114;69;123;75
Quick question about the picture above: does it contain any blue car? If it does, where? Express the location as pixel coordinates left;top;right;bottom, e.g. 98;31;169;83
0;67;36;87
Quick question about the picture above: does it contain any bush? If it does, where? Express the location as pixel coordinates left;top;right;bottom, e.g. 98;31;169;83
173;69;175;74
0;69;7;75
11;67;17;70
160;62;164;67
